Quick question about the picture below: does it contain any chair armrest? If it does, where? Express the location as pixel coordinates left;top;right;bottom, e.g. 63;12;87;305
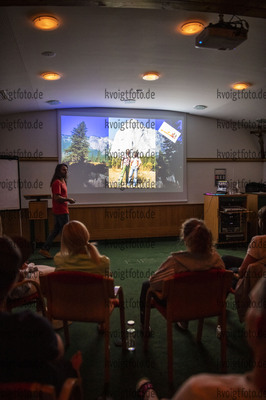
114;286;125;307
114;285;120;297
147;288;165;302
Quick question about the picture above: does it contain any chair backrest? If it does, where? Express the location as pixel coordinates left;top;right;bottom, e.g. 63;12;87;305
161;268;233;322
0;378;82;400
45;271;115;322
0;382;56;400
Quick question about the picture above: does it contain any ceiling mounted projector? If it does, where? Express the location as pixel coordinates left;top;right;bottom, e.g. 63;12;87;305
195;14;249;50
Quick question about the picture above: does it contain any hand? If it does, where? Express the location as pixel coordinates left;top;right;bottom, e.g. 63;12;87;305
68;198;76;204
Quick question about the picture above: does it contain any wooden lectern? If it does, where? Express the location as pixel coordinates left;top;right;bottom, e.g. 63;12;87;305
24;194;51;248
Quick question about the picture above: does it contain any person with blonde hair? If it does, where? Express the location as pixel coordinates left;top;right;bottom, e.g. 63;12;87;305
139;218;225;330
54;220;110;277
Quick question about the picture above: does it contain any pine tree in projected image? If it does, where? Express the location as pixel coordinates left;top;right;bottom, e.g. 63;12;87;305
64;121;89;163
158;138;180;187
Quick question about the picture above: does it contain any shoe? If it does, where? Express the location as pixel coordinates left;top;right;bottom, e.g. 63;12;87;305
136;378;159;400
176;321;189;331
39;249;53;259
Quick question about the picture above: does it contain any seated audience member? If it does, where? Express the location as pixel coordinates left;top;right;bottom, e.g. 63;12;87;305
0;236;82;394
139;218;225;330
8;236;55;300
8;236;34;299
54;220;111;333
222;206;266;321
136;276;266;400
54;220;110;276
222;206;266;283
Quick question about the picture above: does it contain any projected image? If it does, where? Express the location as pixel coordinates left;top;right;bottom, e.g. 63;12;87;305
59;110;185;203
61;115;183;192
107;118;156;190
61;116;108;192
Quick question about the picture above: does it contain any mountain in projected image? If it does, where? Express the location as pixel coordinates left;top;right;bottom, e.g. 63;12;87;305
61;133;109;161
62;134;109;152
110;119;156;154
88;135;109;152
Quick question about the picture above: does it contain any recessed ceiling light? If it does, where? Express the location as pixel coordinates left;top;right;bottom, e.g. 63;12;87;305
41;72;61;80
231;82;251;90
41;51;56;57
142;72;160;81
193;105;207;110
180;21;204;35
32;15;60;31
46;100;61;105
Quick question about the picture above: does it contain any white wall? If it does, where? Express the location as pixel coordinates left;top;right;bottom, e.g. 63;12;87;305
187;114;265;202
0;109;264;207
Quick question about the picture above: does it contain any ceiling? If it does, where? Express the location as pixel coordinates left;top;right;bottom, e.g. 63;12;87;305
0;0;266;125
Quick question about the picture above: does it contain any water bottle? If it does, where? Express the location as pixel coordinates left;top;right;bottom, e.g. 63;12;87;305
126;320;136;351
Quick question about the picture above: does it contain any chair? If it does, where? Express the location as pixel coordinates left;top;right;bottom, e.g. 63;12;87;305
143;268;233;384
0;378;82;400
5;279;47;317
44;271;126;384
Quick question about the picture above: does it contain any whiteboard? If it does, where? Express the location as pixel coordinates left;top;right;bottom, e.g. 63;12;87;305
0;157;21;210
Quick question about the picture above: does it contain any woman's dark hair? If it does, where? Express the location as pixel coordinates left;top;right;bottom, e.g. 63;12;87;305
0;236;21;300
180;218;213;254
258;206;266;234
50;163;68;186
11;236;32;265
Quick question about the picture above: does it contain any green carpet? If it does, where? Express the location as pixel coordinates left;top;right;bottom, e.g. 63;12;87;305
27;238;252;400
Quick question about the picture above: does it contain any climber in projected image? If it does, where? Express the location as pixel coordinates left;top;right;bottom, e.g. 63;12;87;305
127;151;142;188
119;149;131;186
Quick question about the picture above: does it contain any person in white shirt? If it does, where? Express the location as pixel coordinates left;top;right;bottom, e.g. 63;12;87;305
127;151;141;188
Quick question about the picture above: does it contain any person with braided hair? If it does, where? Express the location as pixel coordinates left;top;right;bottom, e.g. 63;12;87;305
139;218;225;330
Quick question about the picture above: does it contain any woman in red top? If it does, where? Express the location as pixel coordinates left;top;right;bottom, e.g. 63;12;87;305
39;164;75;259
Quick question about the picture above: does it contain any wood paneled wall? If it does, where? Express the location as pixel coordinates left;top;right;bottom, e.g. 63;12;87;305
0;203;204;241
